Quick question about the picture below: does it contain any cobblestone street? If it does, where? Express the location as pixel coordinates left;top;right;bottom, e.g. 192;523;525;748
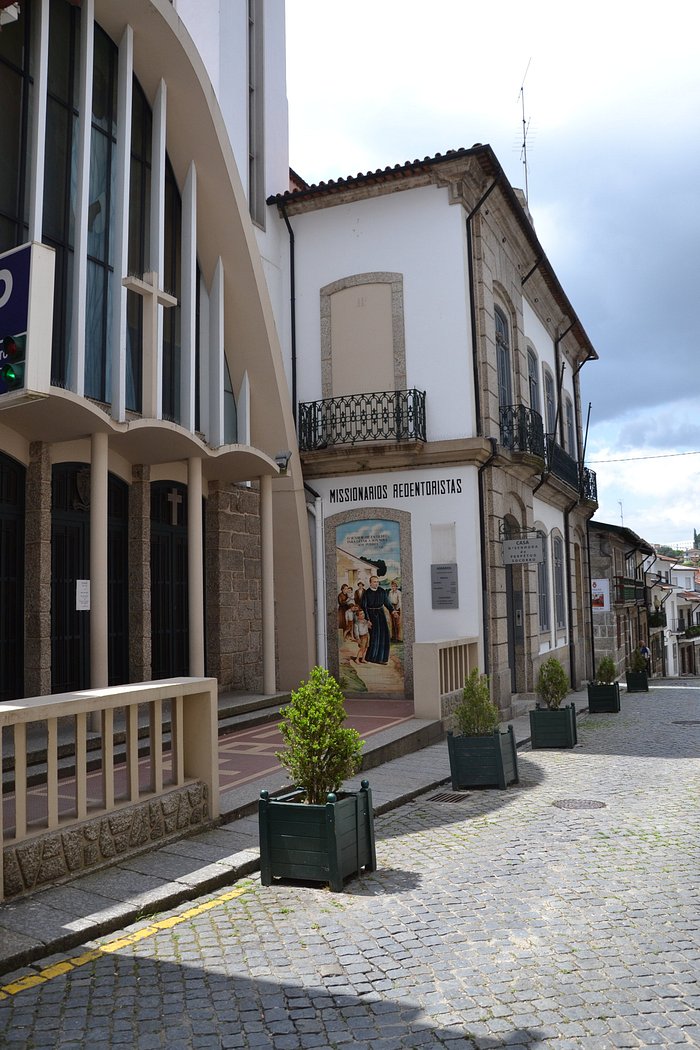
2;685;700;1049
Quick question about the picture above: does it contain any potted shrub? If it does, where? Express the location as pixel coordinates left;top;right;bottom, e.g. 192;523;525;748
529;656;577;749
625;649;649;692
258;666;376;892
587;655;621;713
447;668;519;789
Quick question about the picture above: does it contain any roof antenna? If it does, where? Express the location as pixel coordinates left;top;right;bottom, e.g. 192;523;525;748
518;59;532;203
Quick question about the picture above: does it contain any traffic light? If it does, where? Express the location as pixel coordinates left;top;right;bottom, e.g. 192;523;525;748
0;333;25;394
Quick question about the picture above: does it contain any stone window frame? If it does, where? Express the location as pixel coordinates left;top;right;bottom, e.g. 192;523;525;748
319;273;406;400
552;531;567;632
535;523;550;634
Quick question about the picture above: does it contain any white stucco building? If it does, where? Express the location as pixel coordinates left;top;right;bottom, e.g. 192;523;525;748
266;149;600;715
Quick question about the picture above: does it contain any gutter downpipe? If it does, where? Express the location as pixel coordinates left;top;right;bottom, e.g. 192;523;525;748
279;203;298;429
466;177;500;675
478;438;499;673
304;481;326;668
563;495;579;687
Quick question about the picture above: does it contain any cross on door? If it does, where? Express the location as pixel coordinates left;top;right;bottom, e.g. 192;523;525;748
122;270;178;419
166;488;183;526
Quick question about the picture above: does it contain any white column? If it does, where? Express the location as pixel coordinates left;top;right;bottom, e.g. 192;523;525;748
181;162;197;432
28;0;49;242
111;24;134;422
150;79;167;419
90;431;109;688
261;474;276;694
208;258;225;447
188;456;205;677
69;0;95;395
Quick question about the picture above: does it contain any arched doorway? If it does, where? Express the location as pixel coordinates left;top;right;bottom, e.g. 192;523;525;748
0;452;25;701
504;515;525;695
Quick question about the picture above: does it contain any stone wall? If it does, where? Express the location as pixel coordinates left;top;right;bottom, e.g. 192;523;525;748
206;483;263;692
3;782;209;899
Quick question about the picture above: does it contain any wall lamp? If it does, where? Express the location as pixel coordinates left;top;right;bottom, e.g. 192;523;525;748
274;450;292;475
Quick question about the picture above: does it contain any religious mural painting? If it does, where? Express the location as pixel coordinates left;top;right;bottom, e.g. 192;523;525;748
335;518;404;696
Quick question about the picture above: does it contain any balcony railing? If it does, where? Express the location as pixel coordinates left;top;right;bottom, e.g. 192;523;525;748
614;576;646;604
647;609;667;628
298;388;426;451
499;404;545;458
545;435;579;490
580;466;598;504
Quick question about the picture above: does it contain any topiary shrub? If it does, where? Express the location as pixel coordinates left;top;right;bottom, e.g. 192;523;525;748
454;668;500;736
628;649;648;673
594;656;617;685
536;656;570;710
276;666;364;806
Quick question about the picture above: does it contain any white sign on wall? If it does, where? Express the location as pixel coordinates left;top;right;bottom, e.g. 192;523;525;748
591;578;610;612
502;535;545;565
76;579;91;611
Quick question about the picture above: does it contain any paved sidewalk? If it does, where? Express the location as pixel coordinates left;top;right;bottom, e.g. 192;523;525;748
2;680;699;1049
0;689;593;976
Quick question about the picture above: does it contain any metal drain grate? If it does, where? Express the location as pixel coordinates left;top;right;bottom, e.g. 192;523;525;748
552;799;607;810
428;791;471;804
672;720;700;726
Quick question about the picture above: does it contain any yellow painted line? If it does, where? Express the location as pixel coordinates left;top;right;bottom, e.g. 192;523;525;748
0;881;252;1000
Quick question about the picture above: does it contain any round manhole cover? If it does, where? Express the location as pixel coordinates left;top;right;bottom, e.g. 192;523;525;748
552;799;607;810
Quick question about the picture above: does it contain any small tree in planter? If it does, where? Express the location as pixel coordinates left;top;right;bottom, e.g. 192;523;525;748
447;668;519;789
529;656;577;748
625;648;649;692
587;655;621;713
258;667;376;891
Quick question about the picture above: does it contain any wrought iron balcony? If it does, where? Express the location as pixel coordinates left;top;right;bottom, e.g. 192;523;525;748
545;435;579;490
648;609;667;629
499;404;545;458
580;466;598;504
298;388;426;451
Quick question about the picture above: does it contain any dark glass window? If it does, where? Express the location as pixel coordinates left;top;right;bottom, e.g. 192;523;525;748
84;25;118;403
495;306;512;411
45;0;81;386
554;536;565;629
162;158;182;422
126;79;152;412
544;368;556;436
0;2;30;253
538;533;550;632
223;356;237;443
565;397;575;456
527;349;540;414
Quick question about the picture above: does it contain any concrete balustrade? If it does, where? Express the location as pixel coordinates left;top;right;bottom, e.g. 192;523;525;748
412;637;479;722
0;678;218;901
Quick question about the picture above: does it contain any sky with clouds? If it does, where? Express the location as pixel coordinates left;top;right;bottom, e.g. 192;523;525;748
285;1;700;548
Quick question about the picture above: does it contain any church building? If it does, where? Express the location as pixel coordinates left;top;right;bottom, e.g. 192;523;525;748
0;0;315;703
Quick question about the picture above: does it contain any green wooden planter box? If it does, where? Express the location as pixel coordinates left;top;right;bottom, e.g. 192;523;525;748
447;726;519;789
587;682;621;713
625;670;649;692
258;779;377;892
529;702;578;749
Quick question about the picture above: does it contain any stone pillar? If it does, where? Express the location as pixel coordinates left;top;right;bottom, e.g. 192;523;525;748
261;473;275;695
129;465;151;682
205;482;262;693
25;442;52;696
90;431;109;688
188;456;204;677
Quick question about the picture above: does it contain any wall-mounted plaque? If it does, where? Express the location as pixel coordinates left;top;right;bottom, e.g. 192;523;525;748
431;563;459;609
